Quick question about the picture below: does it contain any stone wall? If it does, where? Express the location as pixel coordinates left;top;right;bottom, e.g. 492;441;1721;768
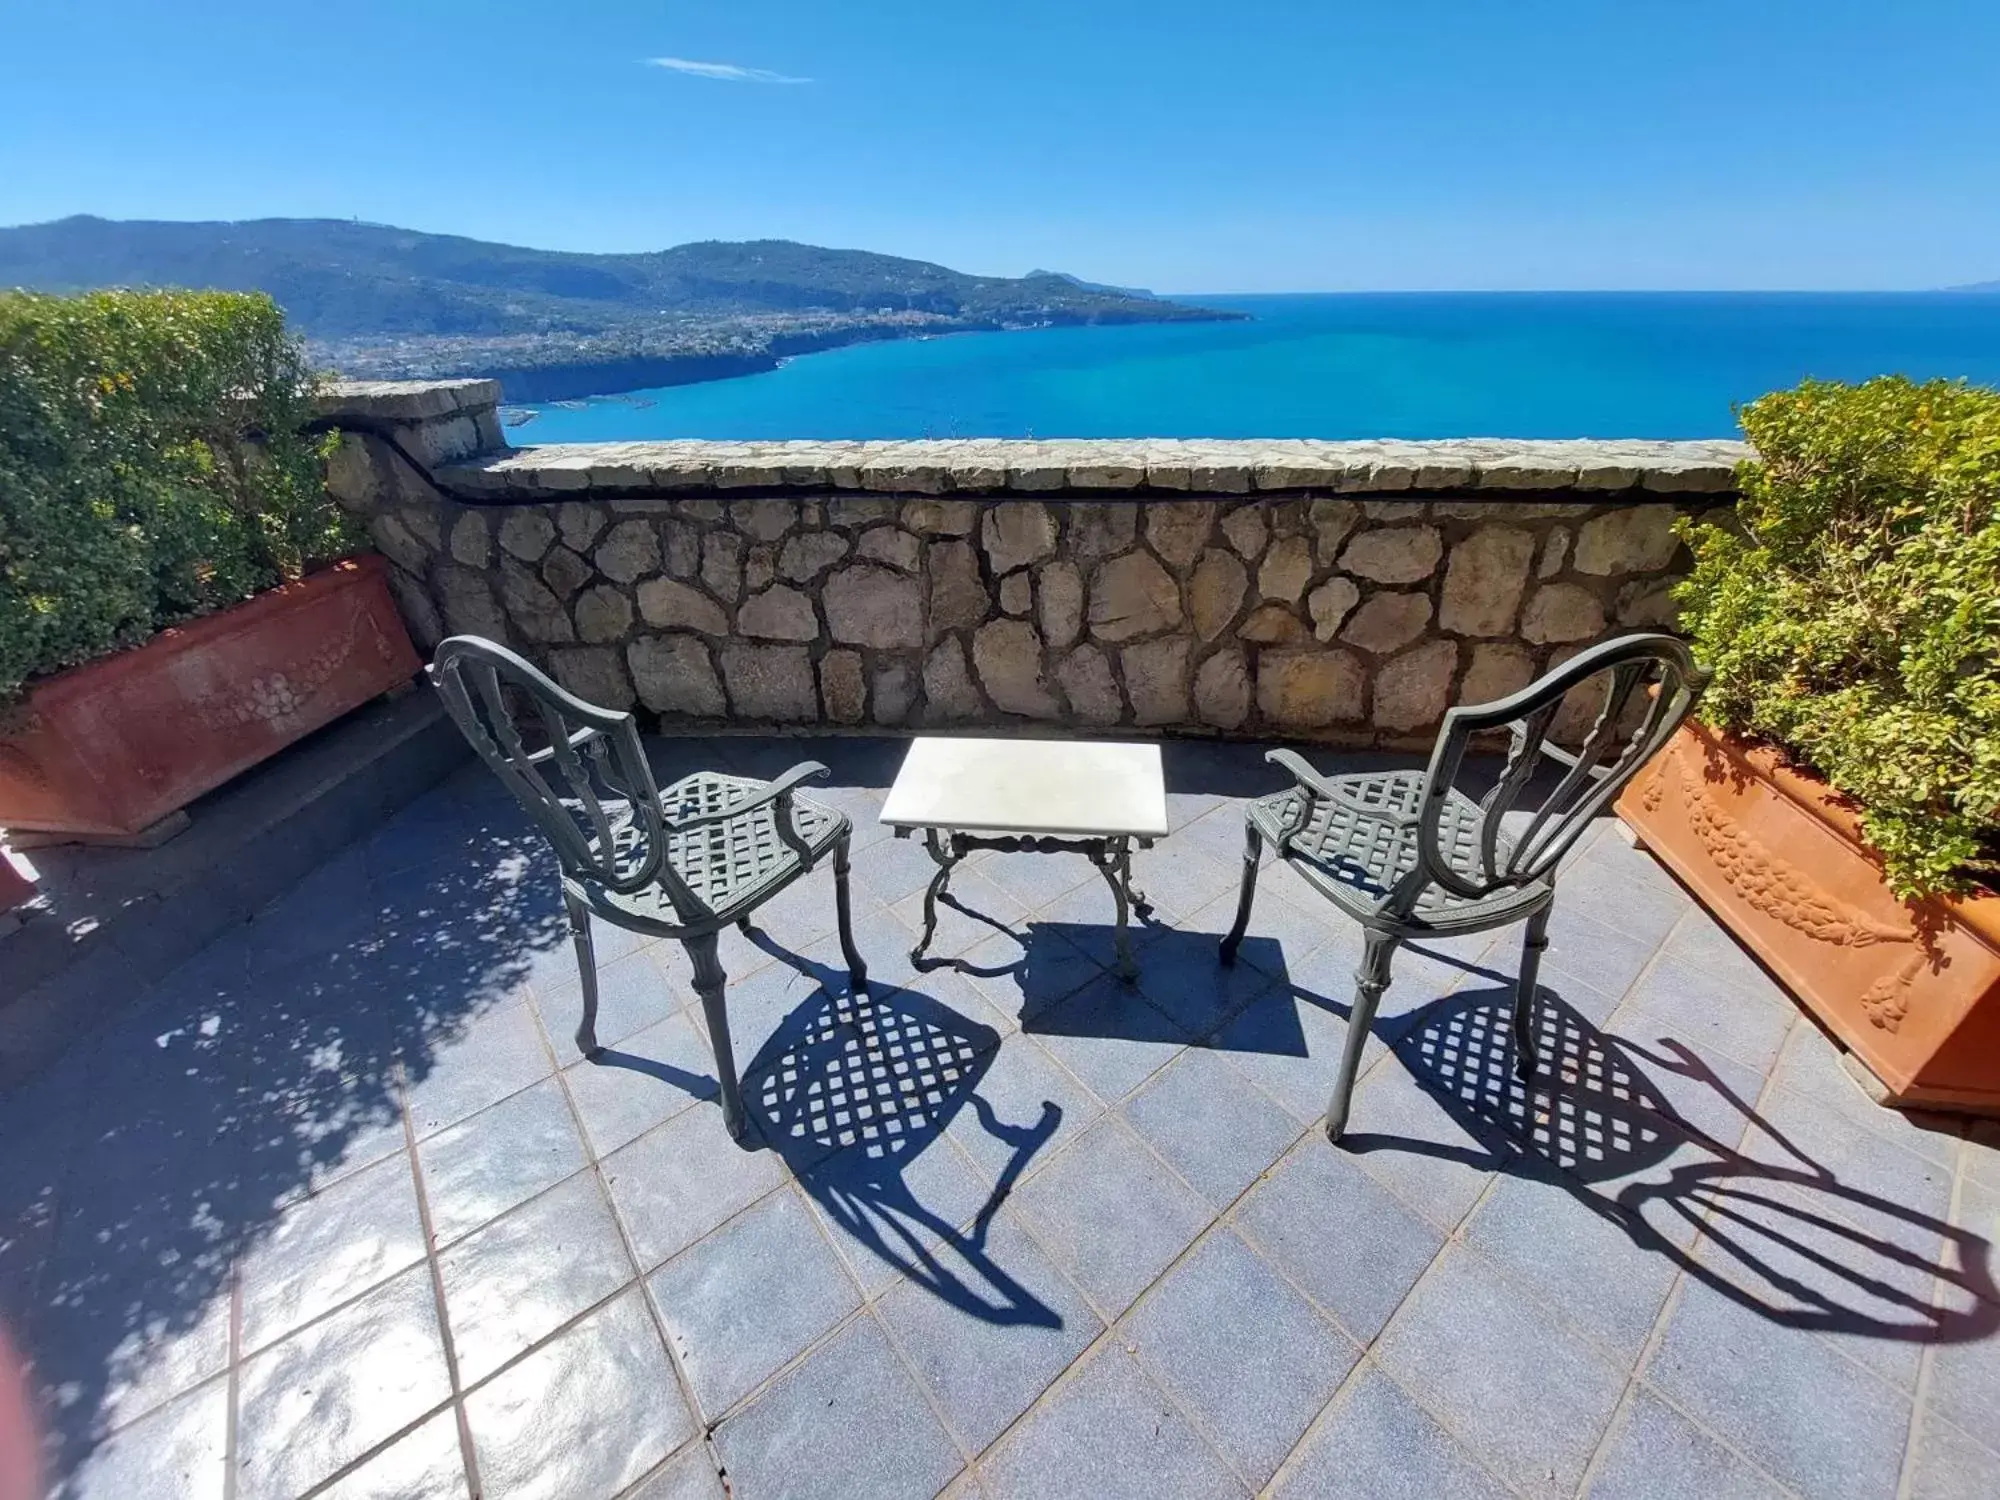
320;379;1746;746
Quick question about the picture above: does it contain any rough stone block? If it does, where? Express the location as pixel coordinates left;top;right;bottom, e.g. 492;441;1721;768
1239;604;1311;645
629;634;725;717
547;645;635;709
1144;502;1215;569
901;498;978;536
498;510;556;563
701;532;744;603
719;643;818;721
820;650;866;724
825;564;923;649
1460;642;1536;706
554;502;607;553
1521;583;1607;644
1341;592;1434;654
1069;504;1138;560
435;564;509;641
1340;525;1444;585
594;520;660;584
922;639;983;723
731;499;800;542
1122;638;1190;726
540;546;591;601
737;585;819;642
974;619;1058;717
872;661;915;725
1038;560;1084;649
1574;506;1681;575
1189;551;1248;642
779;532;850;583
1373;639;1458;732
1193;650;1251;729
1220;506;1268;560
1088;551;1182;642
926;541;989;636
1439;525;1536;637
983;502;1058;574
999;572;1033;617
1256;651;1365;728
573;585;633;644
1257;536;1313;602
854;527;921;572
1307;577;1360;641
1056;645;1124;726
498;560;575;643
636;578;727;636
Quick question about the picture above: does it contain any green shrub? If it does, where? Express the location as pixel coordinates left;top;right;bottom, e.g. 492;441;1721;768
0;288;352;705
1675;376;2000;898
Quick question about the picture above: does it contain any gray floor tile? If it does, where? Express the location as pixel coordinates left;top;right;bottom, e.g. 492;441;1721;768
1646;1278;1913;1500
1588;1388;1788;1500
602;1103;789;1270
1209;982;1379;1127
1463;1170;1681;1363
1340;1064;1510;1233
876;1212;1105;1454
438;1171;635;1386
971;842;1098;912
1132;943;1273;1040
1010;1116;1214;1317
417;1076;589;1246
236;1266;454;1500
648;1187;862;1419
953;924;1104;1029
402;1002;555;1138
855;831;961;907
626;1444;728;1500
1556;865;1691;950
712;1314;964;1500
1924;1306;2000;1453
1028;974;1189;1105
892;867;1029;963
316;1409;470;1500
1031;876;1173;975
979;1345;1247;1500
1905;1411;2000;1500
561;1010;721;1158
237;1151;427;1353
1374;1246;1628;1498
1128;839;1241;923
538;948;691;1067
55;1377;230;1500
1536;902;1664;1007
1125;1227;1360;1487
1768;1022;1963;1170
942;1034;1102;1185
799;1133;997;1298
1234;1143;1444;1343
1615;955;1795;1077
1121;1048;1303;1209
464;1287;698;1500
1272;1367;1512;1500
1179;885;1337;983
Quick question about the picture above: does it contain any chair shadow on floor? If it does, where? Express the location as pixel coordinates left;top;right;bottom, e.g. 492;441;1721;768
725;932;1068;1328
1344;972;2000;1350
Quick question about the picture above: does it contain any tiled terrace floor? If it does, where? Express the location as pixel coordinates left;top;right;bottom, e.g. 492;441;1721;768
3;737;1996;1500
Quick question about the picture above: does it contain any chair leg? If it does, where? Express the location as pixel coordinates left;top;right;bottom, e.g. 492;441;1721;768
1513;903;1552;1084
832;831;868;995
1218;822;1264;966
564;889;601;1058
686;932;748;1144
1326;930;1398;1145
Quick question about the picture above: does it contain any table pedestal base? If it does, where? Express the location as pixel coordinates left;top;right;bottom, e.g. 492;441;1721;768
903;828;1155;980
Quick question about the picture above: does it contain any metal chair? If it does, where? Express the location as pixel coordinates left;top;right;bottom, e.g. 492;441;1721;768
428;636;868;1143
1220;631;1706;1143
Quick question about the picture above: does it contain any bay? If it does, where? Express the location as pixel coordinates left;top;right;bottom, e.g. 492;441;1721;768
506;292;2000;443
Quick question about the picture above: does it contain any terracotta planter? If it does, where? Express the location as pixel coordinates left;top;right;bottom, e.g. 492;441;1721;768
0;554;420;841
1618;719;2000;1114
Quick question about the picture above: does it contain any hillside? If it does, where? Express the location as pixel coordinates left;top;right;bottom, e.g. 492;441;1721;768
0;216;1237;396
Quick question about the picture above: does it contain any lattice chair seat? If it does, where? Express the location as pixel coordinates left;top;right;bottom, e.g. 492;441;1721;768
1247;771;1547;932
588;772;849;931
1218;632;1707;1146
426;636;869;1146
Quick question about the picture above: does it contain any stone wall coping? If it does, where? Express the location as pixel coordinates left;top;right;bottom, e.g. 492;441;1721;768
433;435;1749;500
319;378;504;422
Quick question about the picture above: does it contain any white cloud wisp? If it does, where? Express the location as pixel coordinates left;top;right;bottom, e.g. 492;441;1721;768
645;56;811;85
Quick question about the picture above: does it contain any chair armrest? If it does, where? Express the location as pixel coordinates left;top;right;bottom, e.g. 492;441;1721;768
662;761;832;836
1264;750;1420;831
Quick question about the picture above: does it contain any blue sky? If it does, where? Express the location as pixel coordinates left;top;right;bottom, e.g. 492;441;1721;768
1;0;1994;291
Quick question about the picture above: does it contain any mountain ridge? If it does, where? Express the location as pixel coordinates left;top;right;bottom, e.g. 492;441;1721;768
0;216;1238;394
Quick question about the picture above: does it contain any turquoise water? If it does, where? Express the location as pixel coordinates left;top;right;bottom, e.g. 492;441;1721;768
508;293;2000;443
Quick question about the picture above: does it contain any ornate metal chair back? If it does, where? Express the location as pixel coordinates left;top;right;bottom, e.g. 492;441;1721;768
1412;631;1705;906
428;635;669;896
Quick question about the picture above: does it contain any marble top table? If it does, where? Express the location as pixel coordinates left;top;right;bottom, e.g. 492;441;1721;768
881;736;1168;979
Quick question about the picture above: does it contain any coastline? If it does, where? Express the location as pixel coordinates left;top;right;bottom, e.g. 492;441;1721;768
470;305;1249;408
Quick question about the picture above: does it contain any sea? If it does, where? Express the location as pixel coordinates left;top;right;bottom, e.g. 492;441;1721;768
505;292;2000;444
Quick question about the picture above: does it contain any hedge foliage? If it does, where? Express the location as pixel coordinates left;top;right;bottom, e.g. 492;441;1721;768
1676;376;2000;898
0;289;352;705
